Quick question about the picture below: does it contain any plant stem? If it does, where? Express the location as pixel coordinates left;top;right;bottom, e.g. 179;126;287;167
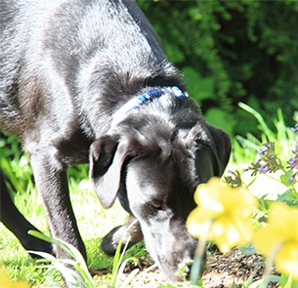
190;220;212;286
261;242;283;288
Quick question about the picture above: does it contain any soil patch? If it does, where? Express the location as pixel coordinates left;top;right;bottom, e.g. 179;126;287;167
95;247;279;287
128;247;278;287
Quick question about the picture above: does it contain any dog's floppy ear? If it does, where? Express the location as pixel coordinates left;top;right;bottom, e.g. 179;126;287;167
89;135;138;208
206;123;231;176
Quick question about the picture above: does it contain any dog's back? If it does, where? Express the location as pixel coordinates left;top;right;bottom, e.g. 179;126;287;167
0;0;181;140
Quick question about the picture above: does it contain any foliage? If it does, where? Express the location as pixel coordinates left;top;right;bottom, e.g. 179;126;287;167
109;225;139;288
29;231;94;288
228;106;298;208
232;103;298;167
27;230;139;288
138;0;298;136
0;132;33;194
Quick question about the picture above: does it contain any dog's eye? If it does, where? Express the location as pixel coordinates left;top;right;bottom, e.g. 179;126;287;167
150;200;163;210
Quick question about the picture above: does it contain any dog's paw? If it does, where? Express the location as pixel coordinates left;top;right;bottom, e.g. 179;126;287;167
101;225;125;255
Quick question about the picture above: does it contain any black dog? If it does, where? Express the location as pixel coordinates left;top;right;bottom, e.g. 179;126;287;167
0;0;231;285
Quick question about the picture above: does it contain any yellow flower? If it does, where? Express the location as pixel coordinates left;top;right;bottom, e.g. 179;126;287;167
0;267;30;288
253;202;298;279
187;177;257;253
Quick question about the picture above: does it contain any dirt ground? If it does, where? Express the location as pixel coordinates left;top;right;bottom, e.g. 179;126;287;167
125;246;279;288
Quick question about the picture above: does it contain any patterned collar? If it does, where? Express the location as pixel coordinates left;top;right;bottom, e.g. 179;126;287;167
111;86;187;127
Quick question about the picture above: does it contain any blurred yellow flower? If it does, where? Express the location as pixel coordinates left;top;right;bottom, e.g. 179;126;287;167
187;177;257;253
253;202;298;279
0;267;30;288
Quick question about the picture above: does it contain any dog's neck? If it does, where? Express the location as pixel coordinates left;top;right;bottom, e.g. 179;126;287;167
110;86;188;128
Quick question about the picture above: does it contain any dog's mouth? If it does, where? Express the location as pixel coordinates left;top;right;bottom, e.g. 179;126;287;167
153;254;194;282
141;226;198;282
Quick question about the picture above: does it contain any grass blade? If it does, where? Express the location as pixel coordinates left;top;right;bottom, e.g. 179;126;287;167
238;102;273;140
28;231;95;287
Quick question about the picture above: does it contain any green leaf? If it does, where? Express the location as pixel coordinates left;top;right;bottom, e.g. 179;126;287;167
28;230;94;287
241;272;255;288
238;102;274;140
237;244;257;256
280;171;295;187
277;189;298;207
181;67;216;102
205;108;232;134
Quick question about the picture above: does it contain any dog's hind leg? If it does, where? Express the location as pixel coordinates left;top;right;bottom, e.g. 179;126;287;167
0;171;53;256
101;214;143;255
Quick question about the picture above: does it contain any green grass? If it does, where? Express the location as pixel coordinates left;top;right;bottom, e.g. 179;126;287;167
0;166;145;287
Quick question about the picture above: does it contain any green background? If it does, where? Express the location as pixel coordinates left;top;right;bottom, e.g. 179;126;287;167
138;0;298;136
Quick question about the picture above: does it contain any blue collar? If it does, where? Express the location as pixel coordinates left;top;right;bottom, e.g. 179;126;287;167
111;86;187;127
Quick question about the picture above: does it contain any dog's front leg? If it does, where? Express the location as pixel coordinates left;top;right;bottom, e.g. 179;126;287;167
29;153;86;261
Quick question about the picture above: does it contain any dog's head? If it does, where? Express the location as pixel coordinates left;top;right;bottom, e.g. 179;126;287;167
89;100;231;280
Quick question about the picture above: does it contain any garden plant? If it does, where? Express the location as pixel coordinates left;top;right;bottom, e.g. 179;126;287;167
186;109;298;287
